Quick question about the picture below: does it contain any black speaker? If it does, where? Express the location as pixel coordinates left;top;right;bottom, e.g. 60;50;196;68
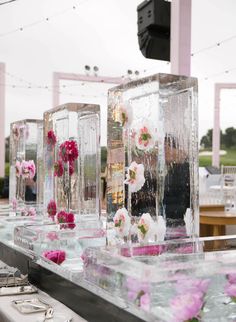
137;0;171;61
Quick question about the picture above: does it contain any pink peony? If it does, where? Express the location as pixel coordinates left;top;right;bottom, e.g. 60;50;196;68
59;140;79;163
15;161;22;177
21;160;36;179
54;159;64;177
175;278;210;295
225;283;236;302
140;293;150;311
47;200;57;219
227;273;236;284
170;292;203;322
43;250;66;265
46;130;57;146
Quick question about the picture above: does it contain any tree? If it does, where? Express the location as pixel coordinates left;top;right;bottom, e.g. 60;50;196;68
224;127;236;148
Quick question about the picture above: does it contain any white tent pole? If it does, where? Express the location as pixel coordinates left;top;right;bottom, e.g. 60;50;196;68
0;63;5;178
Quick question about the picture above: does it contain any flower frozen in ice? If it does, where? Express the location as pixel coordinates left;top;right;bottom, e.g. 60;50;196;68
22;207;36;216
11;198;18;211
133;120;156;151
46;130;57;147
113;207;131;237
126;277;150;311
170;292;203;322
47;200;57;219
175;278;210;295
12;124;20;141
137;213;156;243
225;283;236;302
124;161;145;193
57;211;76;230
112;101;133;128
43;250;66;265
59;140;79;163
15;160;22;177
46;231;59;241
227;273;236;284
54;159;64;177
21;160;36;179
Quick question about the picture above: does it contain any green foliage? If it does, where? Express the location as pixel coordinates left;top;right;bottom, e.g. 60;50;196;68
5;163;9;177
200;127;236;149
199;149;236;167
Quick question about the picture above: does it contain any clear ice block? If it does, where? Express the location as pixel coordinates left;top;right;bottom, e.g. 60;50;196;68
83;236;236;321
43;103;100;219
107;73;198;239
9;119;43;212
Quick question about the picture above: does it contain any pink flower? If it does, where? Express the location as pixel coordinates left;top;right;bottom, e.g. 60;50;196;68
57;211;76;229
113;208;131;237
43;250;66;265
22;207;36;216
124;161;145;193
54;159;64;177
21;160;36;179
15;161;22;177
137;213;156;243
46;130;57;146
59;140;79;163
140;293;150;311
69;161;75;176
126;277;150;310
227;273;236;284
11;198;18;211
134;120;156;151
12;124;20;140
170;292;203;322
47;200;57;219
46;231;59;241
225;283;236;302
176;278;210;295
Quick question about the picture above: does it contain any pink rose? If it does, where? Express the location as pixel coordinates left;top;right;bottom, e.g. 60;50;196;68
46;231;59;241
47;200;57;219
59;140;79;163
21;160;36;179
47;130;57;146
15;161;22;177
43;250;66;265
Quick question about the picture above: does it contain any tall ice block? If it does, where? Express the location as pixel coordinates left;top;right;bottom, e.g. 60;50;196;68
43;103;100;218
107;73;198;238
9;119;43;212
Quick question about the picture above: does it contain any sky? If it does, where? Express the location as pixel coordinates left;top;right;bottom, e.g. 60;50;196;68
0;0;236;145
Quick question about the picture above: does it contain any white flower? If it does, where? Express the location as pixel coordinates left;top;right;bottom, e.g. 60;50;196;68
113;101;133;128
156;216;166;241
184;208;193;237
133;119;156;151
113;208;131;237
137;213;156;243
124;161;145;193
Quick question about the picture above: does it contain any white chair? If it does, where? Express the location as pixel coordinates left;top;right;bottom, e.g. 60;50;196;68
221;165;236;211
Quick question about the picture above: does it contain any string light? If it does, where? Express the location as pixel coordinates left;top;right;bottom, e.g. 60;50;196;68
201;66;236;81
0;4;79;38
191;33;236;57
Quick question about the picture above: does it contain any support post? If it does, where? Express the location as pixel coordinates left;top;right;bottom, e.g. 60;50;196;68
212;84;221;168
0;63;5;177
170;0;192;76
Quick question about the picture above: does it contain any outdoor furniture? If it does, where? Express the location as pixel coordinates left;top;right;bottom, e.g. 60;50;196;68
200;206;236;250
